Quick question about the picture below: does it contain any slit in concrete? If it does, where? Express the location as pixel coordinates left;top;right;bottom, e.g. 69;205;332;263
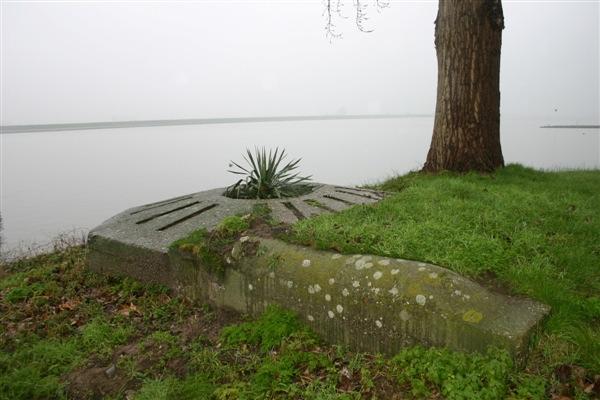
303;199;336;213
334;186;384;197
323;195;357;206
157;204;218;231
136;201;201;224
131;196;194;215
282;201;305;220
335;189;381;200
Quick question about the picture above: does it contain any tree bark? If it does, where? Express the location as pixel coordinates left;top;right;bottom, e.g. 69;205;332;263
423;0;505;173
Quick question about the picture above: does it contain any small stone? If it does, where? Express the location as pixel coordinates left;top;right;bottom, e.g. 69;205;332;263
415;294;427;306
239;236;249;243
328;310;335;318
371;287;380;294
313;284;322;293
308;285;315;294
391;269;400;275
105;364;116;378
418;263;426;267
268;271;275;278
336;304;344;313
375;320;383;328
248;284;253;291
428;272;438;279
325;294;332;302
328;278;335;285
388;286;399;296
342;288;350;296
287;281;294;288
378;259;390;266
331;254;342;259
307;315;315;322
464;294;471;300
373;271;383;280
364;262;374;269
352;281;360;288
302;259;311;267
454;290;462;296
355;259;366;270
429;295;434;299
418;267;426;272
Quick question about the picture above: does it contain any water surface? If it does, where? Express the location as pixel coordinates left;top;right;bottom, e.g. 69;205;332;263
1;116;598;254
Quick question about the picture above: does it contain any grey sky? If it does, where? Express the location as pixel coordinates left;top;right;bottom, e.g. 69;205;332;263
1;0;598;125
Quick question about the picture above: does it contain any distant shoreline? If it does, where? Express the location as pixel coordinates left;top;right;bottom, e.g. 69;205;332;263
0;114;430;134
540;125;599;129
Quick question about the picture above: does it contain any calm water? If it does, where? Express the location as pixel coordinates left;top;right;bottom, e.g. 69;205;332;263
1;116;598;255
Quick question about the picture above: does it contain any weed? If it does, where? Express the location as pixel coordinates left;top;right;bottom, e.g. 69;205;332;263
224;147;313;199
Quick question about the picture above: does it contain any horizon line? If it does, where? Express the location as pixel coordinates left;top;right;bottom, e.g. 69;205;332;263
0;114;431;134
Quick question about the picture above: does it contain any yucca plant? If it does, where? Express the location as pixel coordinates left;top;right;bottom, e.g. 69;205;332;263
224;148;313;199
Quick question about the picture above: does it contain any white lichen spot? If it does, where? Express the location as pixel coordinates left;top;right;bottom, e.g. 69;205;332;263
336;304;344;313
375;320;383;328
463;294;471;300
248;284;254;291
313;284;322;293
239;236;249;243
388;286;399;296
328;310;335;318
373;271;383;280
418;267;426;272
367;282;372;287
342;288;350;297
371;287;380;295
307;315;314;322
454;290;462;296
328;278;335;285
416;294;427;306
355;259;366;270
302;259;311;267
308;285;315;294
429;295;434;300
378;259;390;266
428;272;438;279
391;269;400;275
331;254;342;259
399;309;411;321
287;281;294;288
352;254;362;259
352;281;360;288
325;294;332;302
364;262;373;269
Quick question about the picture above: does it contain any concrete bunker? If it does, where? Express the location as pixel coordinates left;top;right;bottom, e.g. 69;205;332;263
88;184;549;362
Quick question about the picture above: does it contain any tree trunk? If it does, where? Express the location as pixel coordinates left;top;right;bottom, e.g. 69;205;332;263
423;0;505;173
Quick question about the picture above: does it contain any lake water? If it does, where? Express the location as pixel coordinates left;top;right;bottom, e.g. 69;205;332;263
1;116;598;256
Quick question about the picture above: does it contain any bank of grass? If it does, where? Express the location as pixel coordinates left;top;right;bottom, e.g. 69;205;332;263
0;247;554;399
1;164;599;399
292;164;600;373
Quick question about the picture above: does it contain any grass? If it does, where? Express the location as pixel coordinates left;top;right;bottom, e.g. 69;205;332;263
1;164;599;399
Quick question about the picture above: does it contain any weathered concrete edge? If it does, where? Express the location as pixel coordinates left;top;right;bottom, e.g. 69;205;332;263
87;233;551;364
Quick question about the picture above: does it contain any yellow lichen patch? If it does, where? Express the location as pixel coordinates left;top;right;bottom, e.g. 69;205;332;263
407;282;423;296
462;309;484;324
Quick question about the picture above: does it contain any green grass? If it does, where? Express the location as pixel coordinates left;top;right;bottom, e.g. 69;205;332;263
291;164;600;372
1;164;599;399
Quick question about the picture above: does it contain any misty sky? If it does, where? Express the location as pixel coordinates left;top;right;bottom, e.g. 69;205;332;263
1;0;599;125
